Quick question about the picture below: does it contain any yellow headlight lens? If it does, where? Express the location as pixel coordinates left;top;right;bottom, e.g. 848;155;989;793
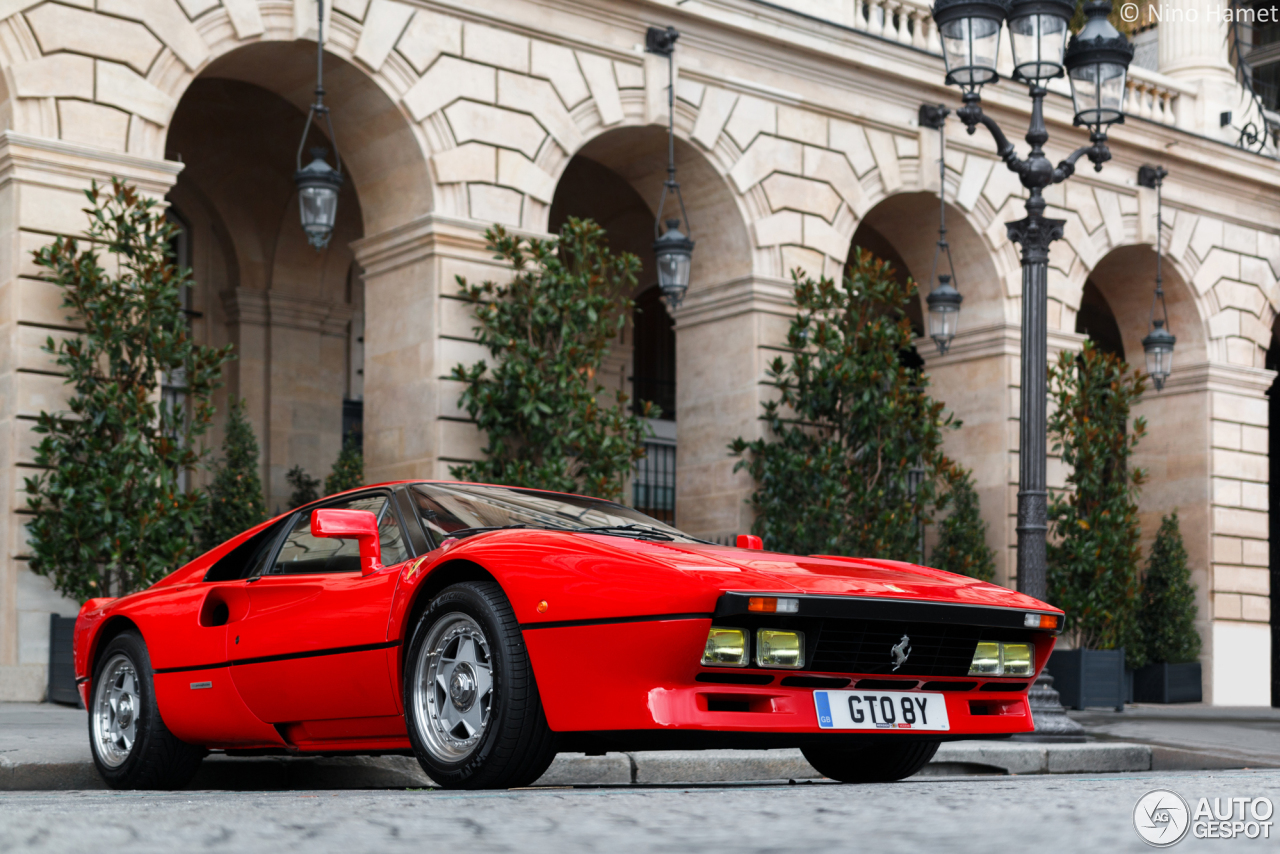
969;641;1003;676
756;629;804;669
702;627;748;667
1002;643;1034;677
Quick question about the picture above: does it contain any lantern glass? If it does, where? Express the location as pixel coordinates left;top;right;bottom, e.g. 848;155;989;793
925;275;963;355
299;184;339;247
1142;320;1175;390
1009;14;1069;81
939;16;1002;88
1069;60;1128;127
653;220;694;307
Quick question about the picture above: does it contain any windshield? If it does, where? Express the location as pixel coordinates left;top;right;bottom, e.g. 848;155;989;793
409;483;706;544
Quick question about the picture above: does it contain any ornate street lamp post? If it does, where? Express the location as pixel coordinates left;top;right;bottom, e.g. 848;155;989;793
646;26;695;309
294;0;343;250
930;0;1134;735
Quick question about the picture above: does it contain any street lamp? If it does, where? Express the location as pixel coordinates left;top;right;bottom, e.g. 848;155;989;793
646;25;695;309
919;103;964;356
930;0;1133;735
1138;164;1175;390
294;0;343;250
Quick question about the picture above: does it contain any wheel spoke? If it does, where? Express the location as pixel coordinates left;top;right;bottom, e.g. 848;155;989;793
459;701;484;736
472;662;493;698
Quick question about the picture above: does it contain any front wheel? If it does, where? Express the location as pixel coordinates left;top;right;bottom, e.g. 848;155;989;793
802;740;940;783
403;581;556;789
88;631;204;789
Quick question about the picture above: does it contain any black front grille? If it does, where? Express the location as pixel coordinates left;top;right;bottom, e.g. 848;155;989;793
810;619;986;678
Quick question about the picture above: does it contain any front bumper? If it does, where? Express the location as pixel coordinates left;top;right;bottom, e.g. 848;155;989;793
522;616;1049;740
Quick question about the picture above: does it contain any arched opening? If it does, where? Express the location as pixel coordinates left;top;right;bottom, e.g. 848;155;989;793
165;42;426;511
1268;327;1279;707
846;192;1010;583
547;126;751;534
549;153;673;520
1085;244;1212;663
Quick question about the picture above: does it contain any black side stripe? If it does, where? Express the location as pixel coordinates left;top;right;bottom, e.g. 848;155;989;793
520;613;713;631
153;640;400;675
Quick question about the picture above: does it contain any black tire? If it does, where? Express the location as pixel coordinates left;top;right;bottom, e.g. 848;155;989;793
403;581;557;789
802;740;940;783
87;630;204;789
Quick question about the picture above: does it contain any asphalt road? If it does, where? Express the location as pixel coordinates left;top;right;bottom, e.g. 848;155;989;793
3;769;1279;853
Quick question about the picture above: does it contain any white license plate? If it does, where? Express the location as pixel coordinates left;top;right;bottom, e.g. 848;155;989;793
814;690;950;731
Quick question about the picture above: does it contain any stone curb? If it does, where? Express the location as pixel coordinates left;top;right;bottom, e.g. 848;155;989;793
0;741;1172;790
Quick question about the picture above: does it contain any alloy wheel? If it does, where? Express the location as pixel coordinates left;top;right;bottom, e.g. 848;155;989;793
412;613;494;763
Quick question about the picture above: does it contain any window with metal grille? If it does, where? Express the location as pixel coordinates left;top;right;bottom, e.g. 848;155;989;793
633;440;675;524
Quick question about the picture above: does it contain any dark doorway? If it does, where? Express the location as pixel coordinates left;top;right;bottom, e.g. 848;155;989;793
1076;280;1126;360
633;286;676;421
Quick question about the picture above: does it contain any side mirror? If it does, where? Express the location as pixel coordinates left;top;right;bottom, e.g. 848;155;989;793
736;534;763;550
312;508;384;575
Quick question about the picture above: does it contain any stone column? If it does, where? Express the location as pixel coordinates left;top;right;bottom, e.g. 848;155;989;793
915;323;1022;588
673;275;795;542
1157;0;1239;138
0;132;181;700
353;214;518;486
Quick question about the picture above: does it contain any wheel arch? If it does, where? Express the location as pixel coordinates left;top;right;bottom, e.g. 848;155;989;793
398;559;499;651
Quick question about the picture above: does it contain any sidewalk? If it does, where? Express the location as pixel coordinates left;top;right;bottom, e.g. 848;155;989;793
2;701;1274;790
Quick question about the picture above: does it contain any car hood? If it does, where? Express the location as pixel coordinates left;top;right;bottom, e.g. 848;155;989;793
586;536;1059;613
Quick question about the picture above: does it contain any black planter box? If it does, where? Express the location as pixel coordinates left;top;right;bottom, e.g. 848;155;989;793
46;613;81;707
1049;648;1126;711
1133;662;1203;704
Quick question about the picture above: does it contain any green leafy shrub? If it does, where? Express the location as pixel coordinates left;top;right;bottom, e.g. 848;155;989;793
932;468;996;582
1137;511;1201;665
325;435;363;496
1046;340;1147;659
287;465;321;509
450;219;651;501
200;398;266;551
24;179;234;600
729;250;958;560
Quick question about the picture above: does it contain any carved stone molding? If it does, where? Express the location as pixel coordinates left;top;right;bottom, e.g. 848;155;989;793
221;288;355;338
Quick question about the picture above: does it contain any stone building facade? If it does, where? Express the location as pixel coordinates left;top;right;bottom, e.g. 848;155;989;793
0;0;1274;705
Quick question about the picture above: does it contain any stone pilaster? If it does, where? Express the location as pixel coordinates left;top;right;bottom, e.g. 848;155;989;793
0;132;181;700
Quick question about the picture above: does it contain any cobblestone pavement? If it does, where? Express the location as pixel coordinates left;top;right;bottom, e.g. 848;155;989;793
2;769;1279;854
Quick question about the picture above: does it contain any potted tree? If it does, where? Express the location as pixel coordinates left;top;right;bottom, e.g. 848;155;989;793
1133;512;1203;703
1045;342;1146;711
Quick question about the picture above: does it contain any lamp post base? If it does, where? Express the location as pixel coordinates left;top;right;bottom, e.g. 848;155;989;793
1015;668;1088;741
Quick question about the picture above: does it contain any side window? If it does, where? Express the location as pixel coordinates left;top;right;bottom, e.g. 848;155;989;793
204;519;288;582
271;494;410;575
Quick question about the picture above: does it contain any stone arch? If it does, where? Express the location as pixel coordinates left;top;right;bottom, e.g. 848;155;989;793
848;192;1009;335
1085;244;1208;369
0;0;433;234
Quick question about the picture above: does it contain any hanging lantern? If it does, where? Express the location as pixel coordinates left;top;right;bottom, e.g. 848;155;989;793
1138;163;1174;390
295;147;342;249
1064;1;1135;134
294;0;343;250
931;0;1009;93
1006;0;1074;83
647;26;695;309
927;275;964;354
920;104;963;355
654;219;694;306
1142;320;1176;391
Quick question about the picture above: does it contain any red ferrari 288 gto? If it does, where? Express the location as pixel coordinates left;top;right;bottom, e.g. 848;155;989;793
73;480;1063;789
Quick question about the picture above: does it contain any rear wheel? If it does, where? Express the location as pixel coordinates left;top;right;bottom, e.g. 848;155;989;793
801;740;940;783
88;631;204;789
403;581;556;789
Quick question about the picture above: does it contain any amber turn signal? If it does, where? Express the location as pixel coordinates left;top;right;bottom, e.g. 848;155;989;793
747;597;799;614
